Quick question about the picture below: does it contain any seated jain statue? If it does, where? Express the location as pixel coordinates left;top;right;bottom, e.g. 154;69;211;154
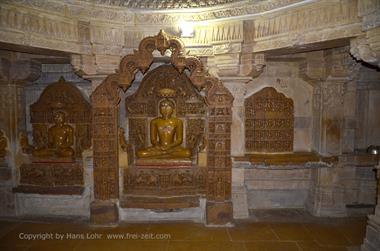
33;111;74;158
137;88;191;159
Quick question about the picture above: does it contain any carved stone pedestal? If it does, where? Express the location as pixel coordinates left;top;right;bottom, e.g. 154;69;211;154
0;158;15;216
90;200;119;225
362;215;380;251
13;161;89;217
361;162;380;251
16;162;83;192
121;165;206;209
206;201;233;226
135;159;192;168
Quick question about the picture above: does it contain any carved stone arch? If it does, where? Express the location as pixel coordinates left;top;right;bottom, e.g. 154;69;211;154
90;30;233;225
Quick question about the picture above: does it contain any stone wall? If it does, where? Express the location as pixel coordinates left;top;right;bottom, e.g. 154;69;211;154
232;155;377;218
245;167;311;209
356;65;380;149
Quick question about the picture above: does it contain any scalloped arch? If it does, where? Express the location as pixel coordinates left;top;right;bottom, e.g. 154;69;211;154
109;30;218;93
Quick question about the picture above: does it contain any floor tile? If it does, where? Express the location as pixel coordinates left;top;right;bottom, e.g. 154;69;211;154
74;240;169;251
0;216;368;251
148;223;229;241
228;223;278;241
167;241;245;251
244;241;299;251
270;223;313;241
301;224;351;246
336;220;367;245
0;245;30;251
0;221;20;238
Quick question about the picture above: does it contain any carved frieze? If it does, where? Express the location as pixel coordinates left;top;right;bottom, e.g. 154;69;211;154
19;163;83;187
124;167;206;196
253;0;359;40
245;87;294;153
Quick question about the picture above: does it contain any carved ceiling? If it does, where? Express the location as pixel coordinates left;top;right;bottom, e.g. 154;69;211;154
81;0;247;9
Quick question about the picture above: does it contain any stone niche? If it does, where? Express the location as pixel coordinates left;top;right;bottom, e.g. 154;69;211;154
14;77;91;196
121;64;208;211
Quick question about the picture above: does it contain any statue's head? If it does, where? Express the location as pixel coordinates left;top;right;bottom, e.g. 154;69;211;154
159;99;175;118
53;111;66;125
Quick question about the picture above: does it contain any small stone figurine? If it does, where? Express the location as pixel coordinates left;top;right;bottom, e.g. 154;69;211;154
33;111;74;158
0;130;7;158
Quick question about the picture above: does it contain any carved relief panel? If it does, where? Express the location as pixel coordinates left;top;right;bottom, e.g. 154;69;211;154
125;65;207;154
245;87;294;153
91;81;120;200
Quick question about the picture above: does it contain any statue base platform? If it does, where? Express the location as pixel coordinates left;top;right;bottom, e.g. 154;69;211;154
13;185;84;195
31;156;74;163
120;195;200;209
206;201;233;225
122;161;207;210
19;162;83;188
135;158;192;168
90;200;118;225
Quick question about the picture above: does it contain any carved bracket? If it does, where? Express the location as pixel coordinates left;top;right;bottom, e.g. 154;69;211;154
350;31;380;68
240;52;266;78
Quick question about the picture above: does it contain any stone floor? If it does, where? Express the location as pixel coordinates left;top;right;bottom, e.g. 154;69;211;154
0;211;367;251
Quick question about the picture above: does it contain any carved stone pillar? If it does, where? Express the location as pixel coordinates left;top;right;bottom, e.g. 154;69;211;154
361;162;380;251
71;51;121;225
222;77;250;220
320;47;357;155
222;77;250;157
302;48;364;217
90;80;120;225
299;51;326;153
206;81;234;225
0;52;41;216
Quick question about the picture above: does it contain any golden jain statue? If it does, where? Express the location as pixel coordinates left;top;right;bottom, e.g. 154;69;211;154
33;111;75;158
137;88;191;159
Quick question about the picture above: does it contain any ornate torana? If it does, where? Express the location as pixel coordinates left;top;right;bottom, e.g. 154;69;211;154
91;30;233;225
245;87;294;153
91;30;219;201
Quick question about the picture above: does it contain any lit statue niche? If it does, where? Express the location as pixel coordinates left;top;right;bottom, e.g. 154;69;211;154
136;88;191;159
33;111;74;158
